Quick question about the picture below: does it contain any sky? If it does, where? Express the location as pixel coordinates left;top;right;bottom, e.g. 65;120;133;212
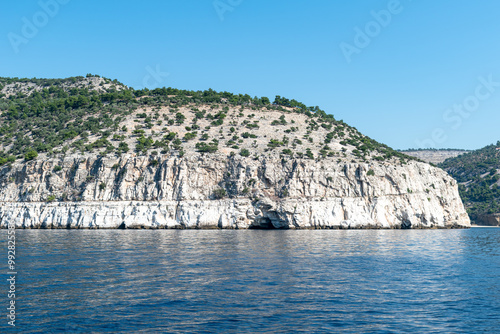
1;0;500;150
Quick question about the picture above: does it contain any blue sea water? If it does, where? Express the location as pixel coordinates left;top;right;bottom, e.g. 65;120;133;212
2;228;500;333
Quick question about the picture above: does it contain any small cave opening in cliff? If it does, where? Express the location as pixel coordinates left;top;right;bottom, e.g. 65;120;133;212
249;217;278;229
401;220;412;229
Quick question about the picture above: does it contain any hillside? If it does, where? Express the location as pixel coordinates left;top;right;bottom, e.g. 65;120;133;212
400;149;469;164
0;75;411;166
438;143;500;224
0;76;469;229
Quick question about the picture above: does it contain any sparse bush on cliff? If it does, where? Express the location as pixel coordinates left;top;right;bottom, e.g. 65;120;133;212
245;123;259;129
241;132;257;139
175;112;185;124
172;138;182;149
325;132;335;144
271;115;287;126
0;154;15;166
24;150;38;161
195;141;218;153
183;132;197;141
267;139;284;149
164;132;177;141
212;187;226;199
117;142;129;154
46;195;56;202
136;135;153;152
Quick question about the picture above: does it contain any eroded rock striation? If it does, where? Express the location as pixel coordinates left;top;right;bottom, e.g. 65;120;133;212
0;153;470;229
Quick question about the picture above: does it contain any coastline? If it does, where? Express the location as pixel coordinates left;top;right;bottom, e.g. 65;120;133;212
0;199;470;230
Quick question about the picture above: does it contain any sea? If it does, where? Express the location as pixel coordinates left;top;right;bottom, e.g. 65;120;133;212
2;228;499;333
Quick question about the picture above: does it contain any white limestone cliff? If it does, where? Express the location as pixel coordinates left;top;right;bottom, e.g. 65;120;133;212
0;153;470;229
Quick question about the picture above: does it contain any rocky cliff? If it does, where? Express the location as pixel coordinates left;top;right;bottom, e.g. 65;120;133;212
0;153;470;229
473;214;500;227
0;76;471;229
401;150;469;164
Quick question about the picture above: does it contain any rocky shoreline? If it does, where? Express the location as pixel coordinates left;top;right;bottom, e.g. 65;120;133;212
0;155;471;229
0;199;470;229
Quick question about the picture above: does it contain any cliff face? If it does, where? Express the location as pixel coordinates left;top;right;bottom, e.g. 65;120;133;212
0;153;470;229
401;150;469;164
474;214;500;227
0;77;473;229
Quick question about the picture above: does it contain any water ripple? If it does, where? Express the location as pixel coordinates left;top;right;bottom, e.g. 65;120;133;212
2;228;499;333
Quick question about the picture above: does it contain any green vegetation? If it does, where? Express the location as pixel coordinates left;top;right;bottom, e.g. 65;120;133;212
175;112;185;124
245;122;259;129
267;139;284;149
195;140;218;153
183;132;197;141
24;150;38;161
46;195;56;202
439;142;500;219
0;154;15;166
209;111;226;126
0;75;414;166
212;187;226;199
305;148;314;159
271;115;287;126
241;132;257;139
0;76;136;158
136;135;154;152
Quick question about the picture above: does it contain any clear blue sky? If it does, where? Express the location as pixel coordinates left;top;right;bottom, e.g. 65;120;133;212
1;0;500;150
